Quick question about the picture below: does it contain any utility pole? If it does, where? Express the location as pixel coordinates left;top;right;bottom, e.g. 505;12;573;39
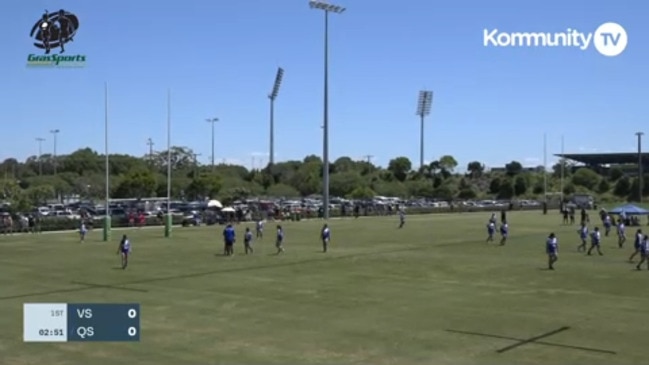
50;129;60;175
636;132;644;203
36;137;45;176
363;154;374;164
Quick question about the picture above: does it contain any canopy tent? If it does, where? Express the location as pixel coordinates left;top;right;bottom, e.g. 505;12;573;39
206;200;223;208
609;204;649;215
221;207;235;213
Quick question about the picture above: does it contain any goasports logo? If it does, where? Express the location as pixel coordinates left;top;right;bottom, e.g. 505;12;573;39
27;9;87;67
483;22;628;57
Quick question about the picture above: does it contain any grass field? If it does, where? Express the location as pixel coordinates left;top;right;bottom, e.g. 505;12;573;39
1;211;648;365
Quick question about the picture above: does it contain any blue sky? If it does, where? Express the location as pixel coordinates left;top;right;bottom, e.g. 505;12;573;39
1;0;647;170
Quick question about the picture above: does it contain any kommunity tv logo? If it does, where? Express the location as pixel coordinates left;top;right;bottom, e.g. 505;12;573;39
483;22;628;57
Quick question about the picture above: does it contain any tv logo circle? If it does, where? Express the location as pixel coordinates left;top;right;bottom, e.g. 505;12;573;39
593;22;627;57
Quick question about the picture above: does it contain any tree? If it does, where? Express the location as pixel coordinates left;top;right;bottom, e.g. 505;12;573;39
0;145;629;205
387;157;412;182
266;183;300;198
373;181;408;197
552;159;573;178
609;167;624;182
613;176;631;197
571;168;600;190
114;170;157;198
405;180;434;198
466;161;484;178
505;161;523;176
563;183;576;195
348;186;374;199
432;184;455;200
185;174;222;200
26;185;56;205
329;172;365;197
489;177;501;194
457;188;477;199
596;179;610;194
514;176;527;196
438;155;458;174
497;179;514;199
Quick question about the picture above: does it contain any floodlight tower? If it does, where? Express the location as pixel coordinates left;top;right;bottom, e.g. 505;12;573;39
309;0;346;220
35;137;45;176
206;117;219;171
268;67;284;166
416;90;433;169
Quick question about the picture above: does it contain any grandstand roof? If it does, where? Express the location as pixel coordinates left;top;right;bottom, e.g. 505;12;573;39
555;153;649;165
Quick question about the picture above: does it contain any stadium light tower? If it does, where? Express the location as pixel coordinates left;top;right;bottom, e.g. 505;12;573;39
268;67;284;166
206;117;219;171
309;0;345;220
35;137;45;176
637;131;644;203
416;90;433;169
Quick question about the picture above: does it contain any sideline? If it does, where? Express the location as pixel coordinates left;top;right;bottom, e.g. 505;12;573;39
1;210;545;237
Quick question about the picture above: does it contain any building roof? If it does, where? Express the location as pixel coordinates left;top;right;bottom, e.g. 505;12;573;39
555;153;649;165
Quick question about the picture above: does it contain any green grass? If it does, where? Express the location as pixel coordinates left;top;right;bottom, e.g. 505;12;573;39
1;212;648;365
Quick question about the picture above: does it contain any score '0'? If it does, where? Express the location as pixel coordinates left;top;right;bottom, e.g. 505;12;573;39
128;309;137;318
128;327;137;336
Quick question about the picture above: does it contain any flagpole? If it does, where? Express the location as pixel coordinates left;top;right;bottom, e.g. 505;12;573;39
164;89;172;238
560;135;566;204
543;133;547;204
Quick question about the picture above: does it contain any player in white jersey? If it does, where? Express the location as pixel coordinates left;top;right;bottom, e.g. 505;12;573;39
116;234;131;269
546;233;559;270
79;222;87;242
577;223;588;252
321;224;331;252
636;235;649;271
587;227;603;256
256;220;264;239
617;220;626;248
629;229;643;262
486;222;495;243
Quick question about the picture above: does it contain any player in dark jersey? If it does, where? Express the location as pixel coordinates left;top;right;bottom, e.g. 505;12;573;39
244;227;253;254
275;225;285;254
398;210;405;228
223;224;236;256
116;235;131;269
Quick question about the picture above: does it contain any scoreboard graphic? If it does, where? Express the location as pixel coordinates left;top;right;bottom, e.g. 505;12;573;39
23;303;140;342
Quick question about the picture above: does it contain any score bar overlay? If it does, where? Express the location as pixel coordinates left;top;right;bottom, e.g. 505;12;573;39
23;303;140;342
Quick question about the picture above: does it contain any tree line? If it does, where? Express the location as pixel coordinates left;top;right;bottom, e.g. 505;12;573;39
0;146;647;212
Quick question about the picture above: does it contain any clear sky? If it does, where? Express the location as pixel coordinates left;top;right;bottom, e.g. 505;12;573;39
1;0;647;170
